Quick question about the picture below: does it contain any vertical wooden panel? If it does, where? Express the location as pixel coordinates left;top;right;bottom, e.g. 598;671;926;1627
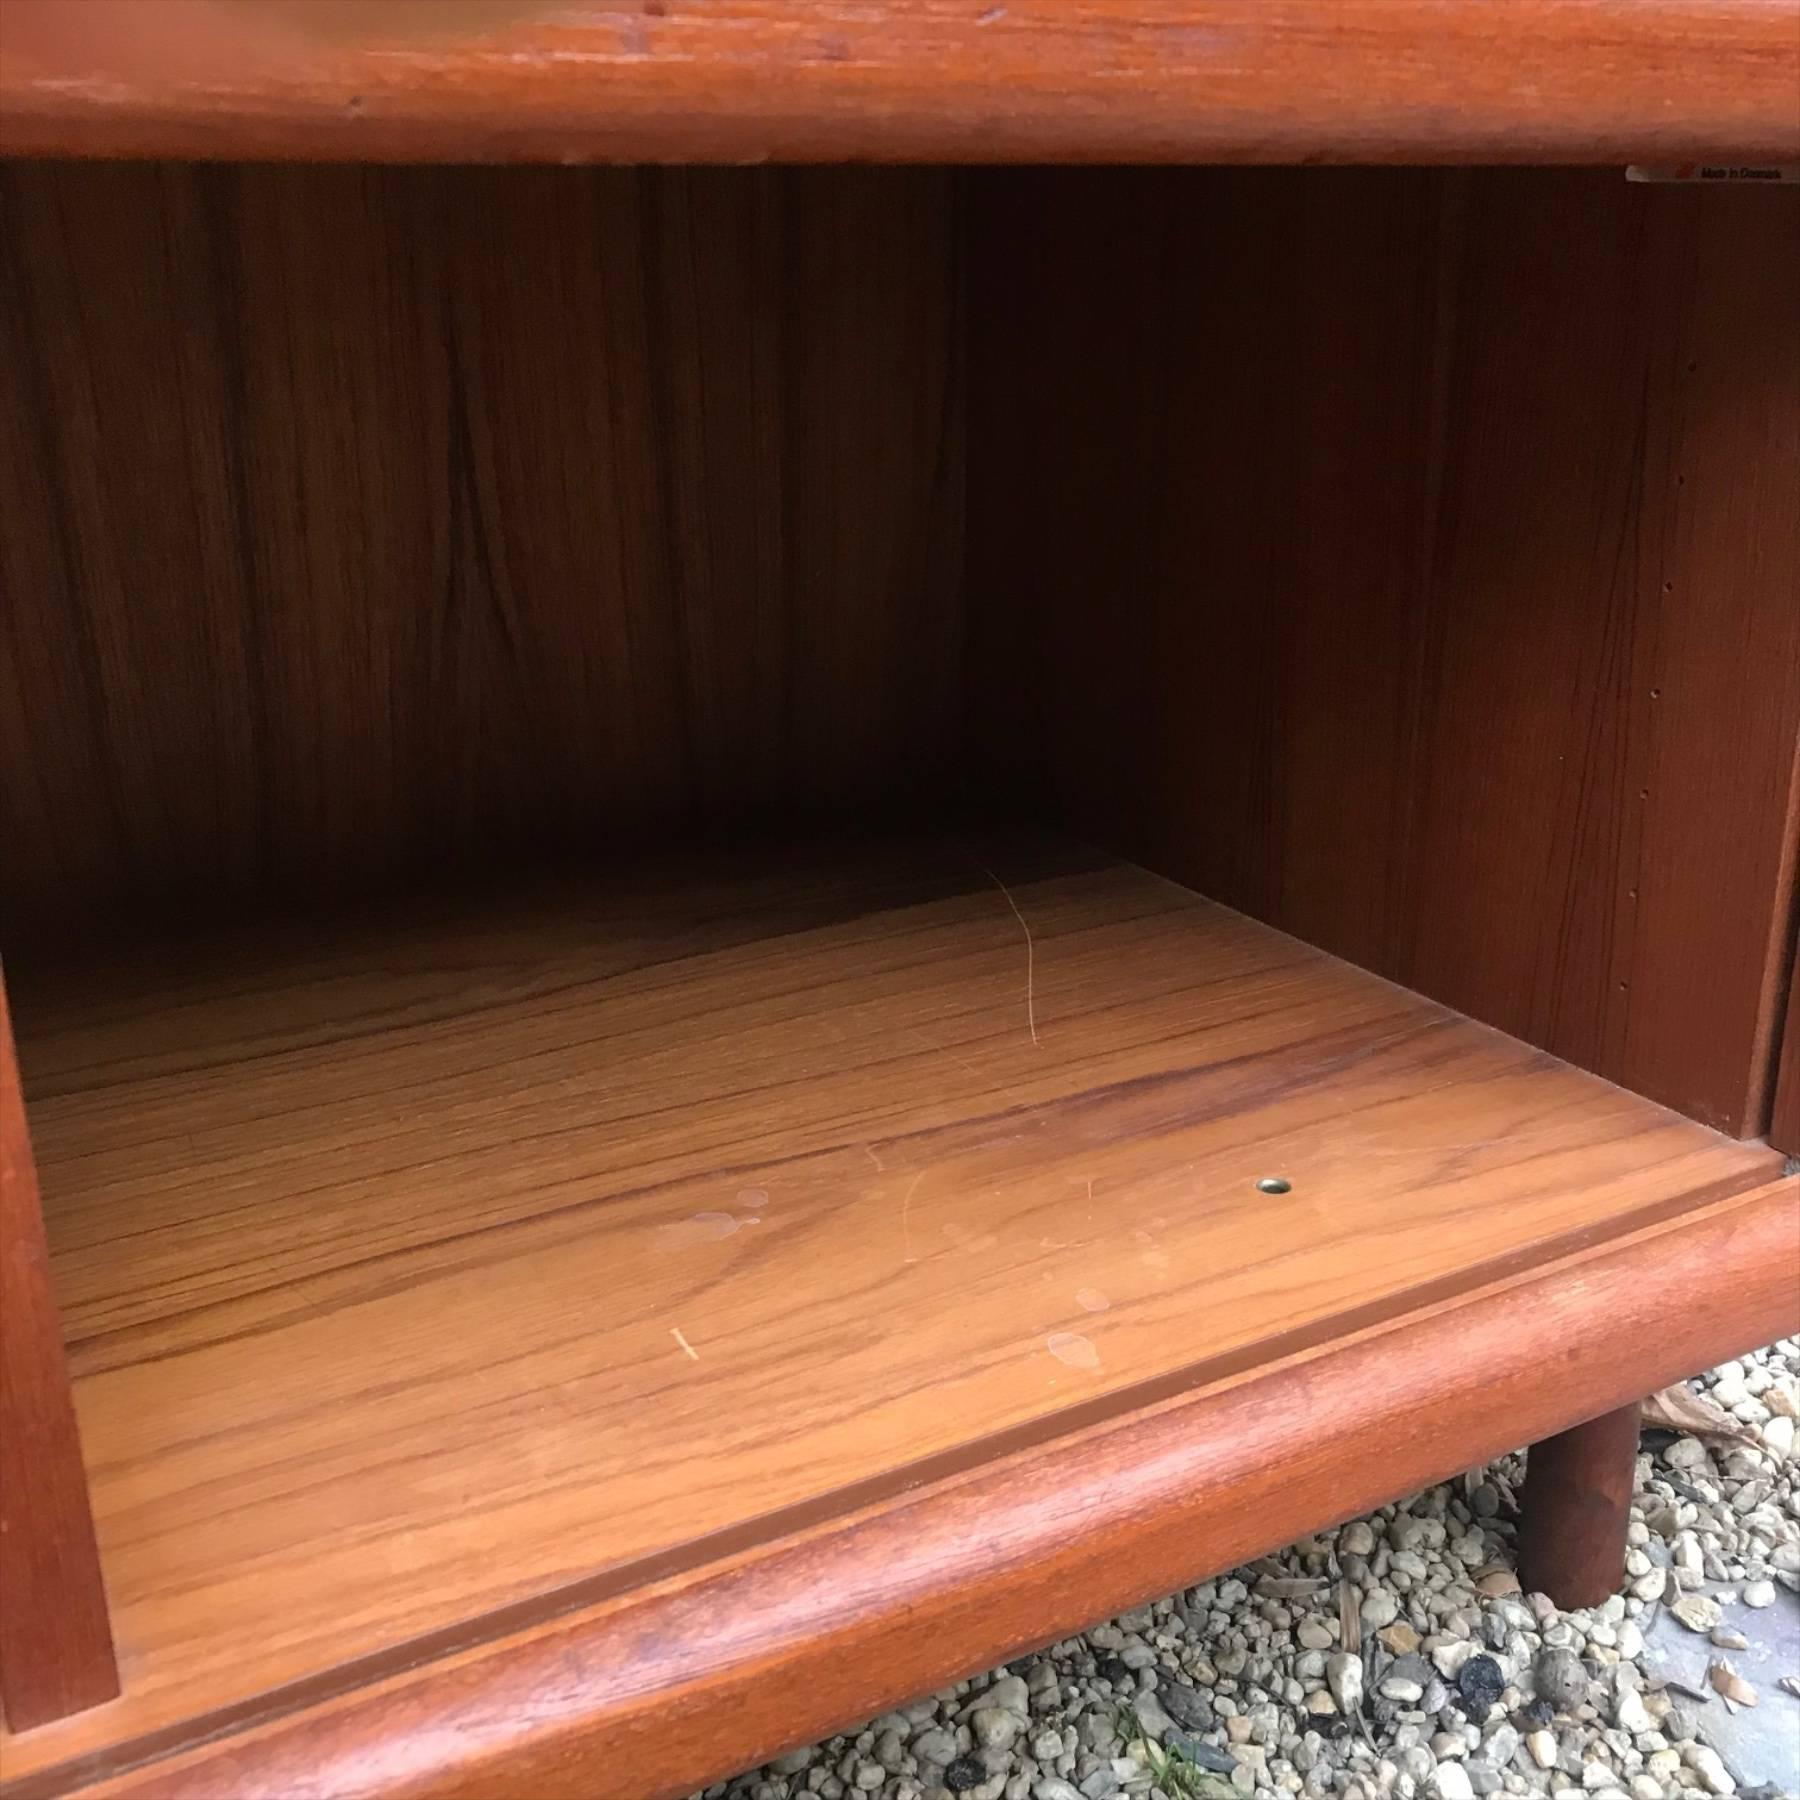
1771;906;1800;1157
0;162;961;942
0;968;116;1731
967;168;1800;1135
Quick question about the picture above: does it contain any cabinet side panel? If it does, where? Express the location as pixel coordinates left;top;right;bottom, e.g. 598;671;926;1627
0;969;117;1731
0;163;962;942
967;168;1800;1135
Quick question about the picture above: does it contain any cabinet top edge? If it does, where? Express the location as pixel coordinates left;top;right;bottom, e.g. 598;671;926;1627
3;0;1798;167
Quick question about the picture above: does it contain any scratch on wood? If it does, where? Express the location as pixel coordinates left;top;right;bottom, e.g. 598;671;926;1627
981;865;1042;1047
671;1327;700;1362
900;1169;926;1263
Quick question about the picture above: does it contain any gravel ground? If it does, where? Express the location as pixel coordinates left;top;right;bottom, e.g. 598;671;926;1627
696;1341;1800;1800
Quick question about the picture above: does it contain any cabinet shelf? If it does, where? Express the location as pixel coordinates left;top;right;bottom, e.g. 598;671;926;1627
3;832;1785;1793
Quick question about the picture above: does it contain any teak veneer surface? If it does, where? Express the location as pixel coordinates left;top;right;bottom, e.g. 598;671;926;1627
3;836;1784;1784
2;0;1798;164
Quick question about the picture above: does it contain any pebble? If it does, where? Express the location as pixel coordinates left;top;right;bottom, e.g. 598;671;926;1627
1681;1743;1735;1796
1534;1648;1588;1713
970;1708;1023;1751
1668;1593;1722;1633
1363;1590;1402;1631
698;1343;1800;1800
1327;1651;1365;1717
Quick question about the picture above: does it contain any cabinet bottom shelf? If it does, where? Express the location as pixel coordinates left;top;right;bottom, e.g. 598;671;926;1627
3;831;1789;1795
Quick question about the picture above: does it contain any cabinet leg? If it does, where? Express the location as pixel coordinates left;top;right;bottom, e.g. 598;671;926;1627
1517;1402;1641;1610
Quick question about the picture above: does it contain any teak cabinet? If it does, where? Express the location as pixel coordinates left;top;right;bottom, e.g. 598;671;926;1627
1;7;1797;1799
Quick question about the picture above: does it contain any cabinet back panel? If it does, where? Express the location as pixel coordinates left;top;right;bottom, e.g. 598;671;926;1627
0;163;962;943
968;168;1800;1135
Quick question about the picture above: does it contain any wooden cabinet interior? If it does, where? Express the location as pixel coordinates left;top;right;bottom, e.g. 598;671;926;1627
0;160;1795;1794
5;164;1795;1129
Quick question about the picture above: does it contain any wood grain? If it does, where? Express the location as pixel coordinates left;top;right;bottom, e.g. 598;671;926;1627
17;1175;1796;1800
2;0;1798;165
1;834;1785;1785
0;970;117;1734
0;161;961;943
967;167;1800;1136
1517;1402;1642;1611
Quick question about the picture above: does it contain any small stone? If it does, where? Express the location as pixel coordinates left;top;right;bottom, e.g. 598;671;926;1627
1760;1415;1794;1458
1226;1715;1255;1745
1627;1781;1661;1800
1432;1642;1475;1681
1628;1569;1665;1603
1034;1782;1085;1800
946;1755;989;1794
1534;1648;1588;1713
1381;1676;1425;1704
1615;1621;1644;1660
1433;1766;1475;1800
1740;1579;1776;1608
1669;1594;1722;1633
1130;1690;1176;1743
1343;1522;1378;1556
971;1708;1025;1751
1363;1590;1401;1631
913;1727;958;1766
1474;1571;1522;1598
1381;1623;1423;1656
1612;1690;1652;1735
986;1676;1032;1716
1528;1730;1559;1769
1328;1651;1365;1717
1709;1626;1749;1650
853;1763;885;1791
1464;1764;1501;1796
1297;1619;1335;1651
1457;1656;1505;1720
1160;1678;1215;1734
1680;1743;1734;1796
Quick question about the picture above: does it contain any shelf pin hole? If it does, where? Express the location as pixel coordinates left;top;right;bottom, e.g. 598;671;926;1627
1256;1176;1292;1195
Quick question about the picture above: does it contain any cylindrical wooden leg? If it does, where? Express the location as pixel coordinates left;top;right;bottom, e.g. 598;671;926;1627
1517;1401;1641;1609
